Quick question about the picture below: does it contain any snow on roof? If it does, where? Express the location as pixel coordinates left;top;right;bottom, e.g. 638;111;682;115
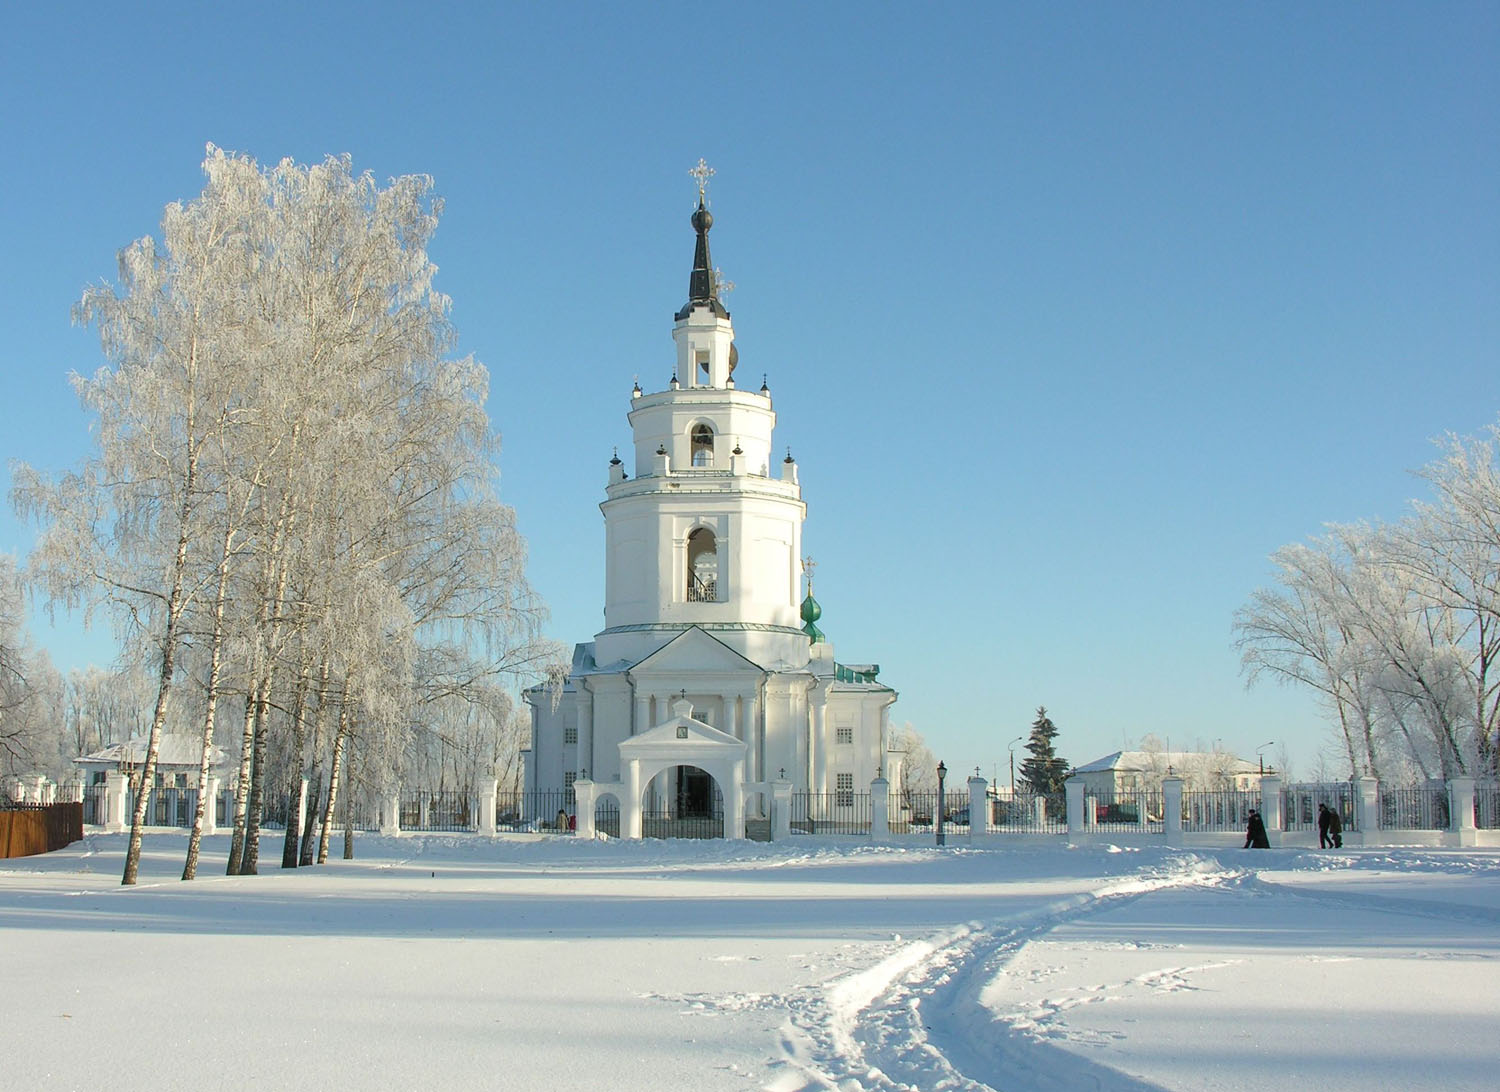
1074;750;1259;774
75;734;228;768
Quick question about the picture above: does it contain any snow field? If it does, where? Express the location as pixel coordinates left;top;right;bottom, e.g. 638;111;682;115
2;834;1497;1091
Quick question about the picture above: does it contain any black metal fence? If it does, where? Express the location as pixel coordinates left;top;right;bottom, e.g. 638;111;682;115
989;793;1067;834
496;789;576;832
1478;782;1500;829
1181;790;1260;833
791;792;872;835
640;802;723;839
893;791;972;834
594;798;621;838
1086;791;1165;833
1284;783;1359;831
400;790;474;832
1379;784;1450;830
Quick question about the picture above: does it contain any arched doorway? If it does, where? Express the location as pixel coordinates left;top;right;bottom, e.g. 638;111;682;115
642;765;723;839
594;792;621;838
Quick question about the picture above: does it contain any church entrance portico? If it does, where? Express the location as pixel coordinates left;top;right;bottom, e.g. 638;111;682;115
573;698;747;840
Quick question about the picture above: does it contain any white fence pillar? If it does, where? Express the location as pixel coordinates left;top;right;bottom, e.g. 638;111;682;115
771;778;792;841
573;779;596;839
203;777;220;835
380;790;401;836
479;778;498;835
1259;775;1283;843
870;777;890;840
1162;776;1183;847
104;771;128;833
1355;776;1379;843
1065;777;1086;835
1449;777;1477;847
968;776;988;840
66;780;85;804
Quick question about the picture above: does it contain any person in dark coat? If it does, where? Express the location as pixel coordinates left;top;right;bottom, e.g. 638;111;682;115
1244;808;1270;849
1327;806;1343;848
1317;803;1334;848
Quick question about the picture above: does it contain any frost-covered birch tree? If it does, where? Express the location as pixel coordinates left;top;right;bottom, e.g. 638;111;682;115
1237;419;1500;780
14;145;562;882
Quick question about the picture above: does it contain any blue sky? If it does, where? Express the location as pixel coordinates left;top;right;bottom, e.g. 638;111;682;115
1;2;1495;778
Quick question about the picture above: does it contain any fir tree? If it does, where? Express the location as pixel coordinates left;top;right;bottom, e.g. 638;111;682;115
1019;706;1071;794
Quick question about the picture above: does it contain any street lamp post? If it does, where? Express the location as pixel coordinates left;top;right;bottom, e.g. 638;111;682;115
1257;741;1276;775
935;761;947;846
1007;736;1024;796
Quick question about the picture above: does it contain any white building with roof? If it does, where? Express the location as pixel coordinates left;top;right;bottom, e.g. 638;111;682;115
525;170;899;838
1073;749;1265;797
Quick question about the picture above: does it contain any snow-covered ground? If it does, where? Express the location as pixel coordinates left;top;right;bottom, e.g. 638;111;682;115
2;834;1496;1091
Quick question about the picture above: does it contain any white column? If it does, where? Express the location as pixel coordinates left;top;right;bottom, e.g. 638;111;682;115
809;696;828;797
1449;776;1477;847
479;778;498;835
725;761;745;840
104;771;127;833
871;776;890;841
1355;776;1379;844
574;779;597;839
204;777;220;835
381;791;401;836
633;691;651;737
577;685;594;780
968;776;988;840
624;760;642;839
1259;775;1283;841
771;777;793;841
1065;777;1086;836
1162;776;1183;847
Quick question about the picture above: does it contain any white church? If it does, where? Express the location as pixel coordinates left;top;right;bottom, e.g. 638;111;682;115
524;166;899;839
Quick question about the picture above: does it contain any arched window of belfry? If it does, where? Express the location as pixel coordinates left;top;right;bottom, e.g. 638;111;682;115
687;528;719;602
690;424;714;467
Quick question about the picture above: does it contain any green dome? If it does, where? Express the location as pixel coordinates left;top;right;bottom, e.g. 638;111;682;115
800;593;824;643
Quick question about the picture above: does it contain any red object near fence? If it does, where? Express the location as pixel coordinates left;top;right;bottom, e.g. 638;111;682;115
0;803;85;859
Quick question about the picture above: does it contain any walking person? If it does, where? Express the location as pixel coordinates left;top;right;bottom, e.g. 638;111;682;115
1318;803;1334;848
1328;806;1343;848
1245;808;1270;849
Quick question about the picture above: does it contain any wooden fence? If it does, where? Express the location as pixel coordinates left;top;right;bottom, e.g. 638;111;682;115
1;802;84;859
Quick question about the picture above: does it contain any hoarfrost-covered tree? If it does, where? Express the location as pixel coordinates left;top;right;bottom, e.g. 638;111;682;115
1237;418;1500;779
14;145;562;883
0;557;67;780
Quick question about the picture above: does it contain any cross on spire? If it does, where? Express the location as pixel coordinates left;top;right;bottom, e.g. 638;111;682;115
801;555;817;595
689;158;715;204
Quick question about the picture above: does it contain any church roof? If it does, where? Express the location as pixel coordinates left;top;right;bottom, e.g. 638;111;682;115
629;626;766;676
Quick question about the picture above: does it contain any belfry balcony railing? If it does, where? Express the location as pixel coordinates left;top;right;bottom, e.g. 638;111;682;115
687;576;718;602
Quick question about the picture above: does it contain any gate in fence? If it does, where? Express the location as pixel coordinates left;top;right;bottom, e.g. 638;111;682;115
1284;783;1358;832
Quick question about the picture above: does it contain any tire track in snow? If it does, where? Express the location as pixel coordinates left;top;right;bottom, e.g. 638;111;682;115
772;856;1243;1092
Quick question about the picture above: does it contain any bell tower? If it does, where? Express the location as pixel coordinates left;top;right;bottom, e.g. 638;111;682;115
595;162;810;670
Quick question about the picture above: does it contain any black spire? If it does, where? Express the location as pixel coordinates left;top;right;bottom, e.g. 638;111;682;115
676;197;730;321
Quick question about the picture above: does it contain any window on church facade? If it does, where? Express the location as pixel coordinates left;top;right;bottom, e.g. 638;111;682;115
687;527;719;601
564;725;577;745
695;351;710;386
836;773;854;807
691;424;714;467
836;726;853;745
